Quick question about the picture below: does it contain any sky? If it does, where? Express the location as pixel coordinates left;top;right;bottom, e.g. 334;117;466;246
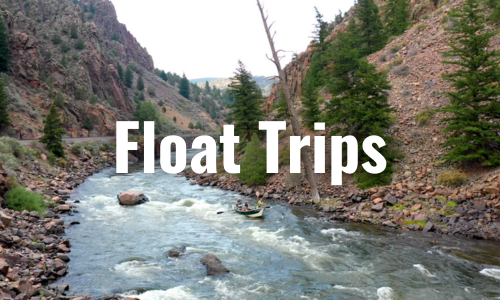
112;0;355;80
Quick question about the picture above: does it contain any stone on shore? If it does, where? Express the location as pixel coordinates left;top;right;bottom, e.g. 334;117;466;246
200;254;230;276
118;191;149;206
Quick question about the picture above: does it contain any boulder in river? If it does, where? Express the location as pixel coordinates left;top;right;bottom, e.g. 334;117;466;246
118;191;149;206
200;254;230;276
167;246;186;258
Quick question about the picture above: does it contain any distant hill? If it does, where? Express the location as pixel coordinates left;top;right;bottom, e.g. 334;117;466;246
193;76;278;96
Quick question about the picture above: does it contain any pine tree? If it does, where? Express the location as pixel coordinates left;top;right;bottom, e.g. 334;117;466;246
179;74;190;99
70;24;78;39
301;75;321;130
188;122;194;129
160;70;167;81
228;61;265;142
312;7;328;46
0;21;9;73
489;1;500;23
204;81;211;93
273;89;289;120
124;66;133;88
40;105;66;157
137;74;145;91
117;63;124;82
383;0;410;37
83;115;93;131
356;0;387;56
439;0;500;166
238;133;269;185
54;93;64;108
0;79;9;129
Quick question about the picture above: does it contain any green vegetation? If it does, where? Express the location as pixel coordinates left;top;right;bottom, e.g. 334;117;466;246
179;73;190;99
437;170;467;187
278;145;290;167
273;89;289;121
356;0;387;56
40;105;66;157
415;109;434;126
54;93;64;108
135;102;159;134
137;74;145;91
300;75;321;130
228;61;265;142
383;0;409;36
238;134;269;185
51;34;62;45
446;201;457;209
74;38;85;50
60;42;70;53
0;21;9;72
0;79;9;129
0;137;26;170
117;63;124;82
83;115;93;131
70;142;84;155
5;187;47;214
439;0;500;166
188;122;194;129
74;87;87;101
70;24;78;39
173;116;177;123
403;220;427;227
124;66;134;88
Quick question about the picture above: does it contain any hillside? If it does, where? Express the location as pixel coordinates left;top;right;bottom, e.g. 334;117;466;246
266;0;500;196
0;0;219;138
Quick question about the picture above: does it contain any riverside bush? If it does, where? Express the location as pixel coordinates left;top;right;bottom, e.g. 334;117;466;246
70;142;84;155
5;186;47;214
0;137;26;158
0;137;26;169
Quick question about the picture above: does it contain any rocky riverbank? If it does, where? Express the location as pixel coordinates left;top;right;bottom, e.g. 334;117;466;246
181;169;500;241
0;144;116;300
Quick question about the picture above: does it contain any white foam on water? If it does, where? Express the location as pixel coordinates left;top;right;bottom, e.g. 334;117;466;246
480;268;500;280
112;260;162;278
333;285;366;293
377;287;394;300
320;228;361;241
413;264;436;278
124;286;199;300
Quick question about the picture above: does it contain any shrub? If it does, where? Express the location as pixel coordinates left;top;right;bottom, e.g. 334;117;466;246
5;187;47;214
60;42;70;53
416;24;428;31
188;122;194;129
148;87;156;97
278;145;290;167
74;87;87;100
27;148;42;159
390;57;404;67
408;46;418;56
0;152;19;169
99;141;113;151
446;201;457;209
51;34;62;45
70;142;84;155
58;157;67;168
162;107;167;113
173;116;177;123
415;109;434;126
0;137;26;158
83;115;94;131
237;134;269;185
74;38;85;50
54;93;64;107
392;64;410;77
84;142;99;155
437;170;467;187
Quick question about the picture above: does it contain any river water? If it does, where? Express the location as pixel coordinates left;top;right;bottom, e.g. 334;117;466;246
57;150;500;300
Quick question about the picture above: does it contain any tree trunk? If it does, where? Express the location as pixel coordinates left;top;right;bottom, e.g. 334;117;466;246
257;0;320;202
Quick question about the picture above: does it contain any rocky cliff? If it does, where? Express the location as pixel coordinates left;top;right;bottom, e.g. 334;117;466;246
0;0;218;138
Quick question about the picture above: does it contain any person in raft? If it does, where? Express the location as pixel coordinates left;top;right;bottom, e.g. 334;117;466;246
257;199;265;209
243;201;249;211
236;199;242;210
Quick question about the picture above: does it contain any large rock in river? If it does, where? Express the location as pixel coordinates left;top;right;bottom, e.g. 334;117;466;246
118;191;149;206
200;254;230;276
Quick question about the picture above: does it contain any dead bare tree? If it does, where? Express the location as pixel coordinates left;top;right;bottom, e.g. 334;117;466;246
257;0;320;202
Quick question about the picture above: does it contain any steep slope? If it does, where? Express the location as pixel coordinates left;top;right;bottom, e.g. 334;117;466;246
266;0;500;192
0;0;218;138
195;76;277;96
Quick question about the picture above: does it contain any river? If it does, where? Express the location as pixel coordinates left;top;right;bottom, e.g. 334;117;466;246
57;149;500;300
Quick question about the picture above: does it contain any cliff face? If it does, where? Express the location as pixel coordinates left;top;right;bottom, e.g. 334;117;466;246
1;0;218;138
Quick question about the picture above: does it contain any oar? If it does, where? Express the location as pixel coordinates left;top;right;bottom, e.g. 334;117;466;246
216;210;234;214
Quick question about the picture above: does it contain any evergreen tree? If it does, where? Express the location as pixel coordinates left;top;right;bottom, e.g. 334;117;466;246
301;75;321;130
83;115;93;131
439;0;500;166
205;81;211;93
383;0;410;37
0;21;9;73
356;0;387;56
160;70;167;81
238;133;268;185
40;105;65;157
228;61;265;142
313;7;328;46
273;89;289;121
0;79;9;129
188;122;194;129
54;93;64;108
179;73;190;99
70;24;78;39
489;1;500;23
137;74;145;91
173;116;177;123
117;63;124;82
124;66;133;88
135;102;159;134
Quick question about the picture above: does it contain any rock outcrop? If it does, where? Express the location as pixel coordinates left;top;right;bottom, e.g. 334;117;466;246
117;191;149;206
200;254;230;276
